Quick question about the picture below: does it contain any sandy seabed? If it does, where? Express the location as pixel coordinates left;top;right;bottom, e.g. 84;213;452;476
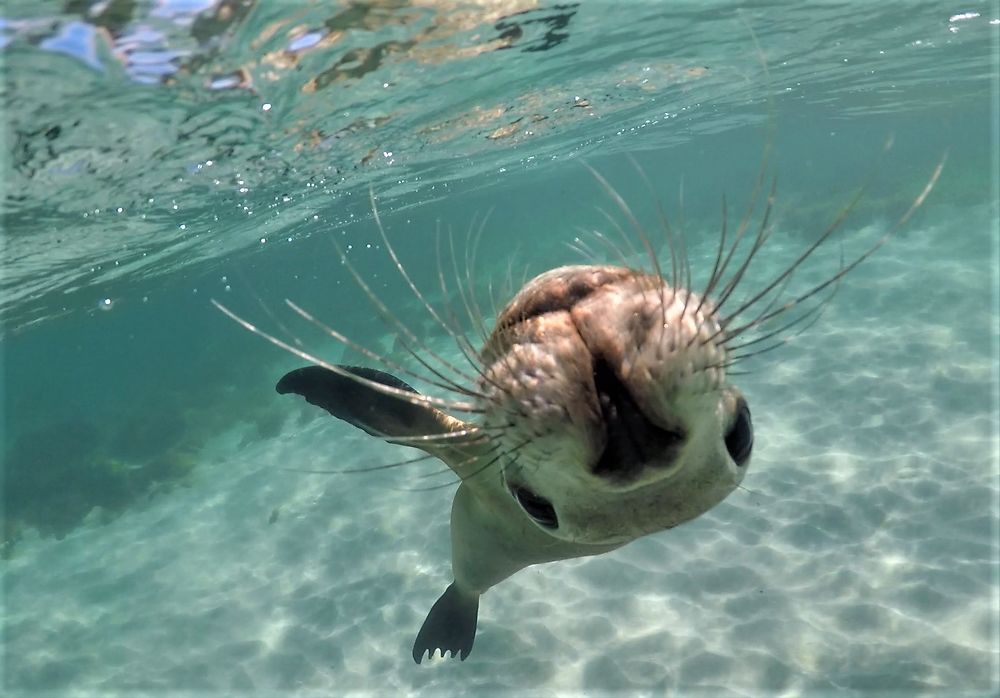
4;206;998;697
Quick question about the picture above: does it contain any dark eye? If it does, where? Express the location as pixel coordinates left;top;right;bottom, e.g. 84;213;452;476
725;399;753;467
510;485;558;529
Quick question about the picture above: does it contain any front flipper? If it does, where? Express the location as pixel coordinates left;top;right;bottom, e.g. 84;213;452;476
276;365;444;440
277;364;486;475
412;582;480;663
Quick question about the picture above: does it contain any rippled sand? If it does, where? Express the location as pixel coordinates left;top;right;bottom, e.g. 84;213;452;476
5;207;997;696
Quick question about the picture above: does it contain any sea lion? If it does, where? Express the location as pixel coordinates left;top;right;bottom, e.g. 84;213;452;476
213;160;942;664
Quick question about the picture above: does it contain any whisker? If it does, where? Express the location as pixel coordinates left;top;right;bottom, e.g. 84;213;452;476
688;180;773;353
588;163;666;290
235;268;304;348
281;451;435;475
720;11;779;314
586;166;668;344
212;299;482;414
433;225;492;381
284;299;485;401
725;153;944;341
736;483;765;497
402;440;519;492
463;439;528;484
397;218;504;403
325;236;480;398
696;192;730;315
724;242;843;352
429;225;523;406
713;177;777;316
368;188;484;386
463;210;496;346
725;338;803;365
583;226;633;268
626;157;676;336
724;282;836;355
440;220;530;416
416;443;502;481
718;256;800;347
382;427;488;445
446;222;490;349
565;232;603;264
676;176;689;289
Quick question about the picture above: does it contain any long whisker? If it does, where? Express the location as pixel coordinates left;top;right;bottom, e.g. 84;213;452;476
368;188;484;386
710;10;778;314
402;442;508;491
719;253;800;347
447;221;490;349
696;192;730;314
582;226;633;268
383;428;488;445
212;299;482;414
463;209;495;346
713;177;777;316
408;437;531;492
416;442;504;481
433;225;492;381
724;279;838;355
326;236;480;398
281;451;435;475
284;299;485;401
626;157;676;337
707;156;773;313
588;164;668;293
430;224;522;407
236;268;304;349
724;153;944;341
586;165;668;348
565;231;603;264
452;218;539;425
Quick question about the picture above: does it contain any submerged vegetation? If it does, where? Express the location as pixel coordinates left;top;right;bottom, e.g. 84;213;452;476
1;359;290;557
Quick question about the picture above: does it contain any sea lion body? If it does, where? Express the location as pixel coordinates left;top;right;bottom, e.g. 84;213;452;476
215;150;941;665
277;264;753;662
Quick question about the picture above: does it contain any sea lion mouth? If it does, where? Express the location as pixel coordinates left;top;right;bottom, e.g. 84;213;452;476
591;357;684;483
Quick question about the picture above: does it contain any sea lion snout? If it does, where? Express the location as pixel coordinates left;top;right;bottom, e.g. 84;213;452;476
479;264;746;541
590;356;685;483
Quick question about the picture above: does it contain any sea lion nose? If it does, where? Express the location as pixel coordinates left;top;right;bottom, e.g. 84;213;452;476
590;358;683;481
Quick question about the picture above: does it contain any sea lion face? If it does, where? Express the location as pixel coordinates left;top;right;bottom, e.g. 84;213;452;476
480;265;752;546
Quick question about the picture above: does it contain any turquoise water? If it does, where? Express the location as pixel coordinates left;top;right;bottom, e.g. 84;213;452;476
2;1;998;695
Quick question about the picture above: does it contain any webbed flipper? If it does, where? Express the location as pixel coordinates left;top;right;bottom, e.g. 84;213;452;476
277;363;486;474
277;365;445;442
412;582;480;663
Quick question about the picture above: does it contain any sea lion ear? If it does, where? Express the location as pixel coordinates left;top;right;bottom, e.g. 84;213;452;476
276;365;453;443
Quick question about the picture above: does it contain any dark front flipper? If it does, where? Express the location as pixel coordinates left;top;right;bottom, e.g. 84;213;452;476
277;365;444;440
412;582;480;663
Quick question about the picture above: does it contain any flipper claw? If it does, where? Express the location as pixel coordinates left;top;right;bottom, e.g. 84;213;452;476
412;582;480;663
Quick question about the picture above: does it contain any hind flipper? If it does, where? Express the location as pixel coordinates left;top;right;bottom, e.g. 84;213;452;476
412;582;480;663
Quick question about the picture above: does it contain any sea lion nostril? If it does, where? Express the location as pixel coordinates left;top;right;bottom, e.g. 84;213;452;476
725;399;753;467
591;358;683;480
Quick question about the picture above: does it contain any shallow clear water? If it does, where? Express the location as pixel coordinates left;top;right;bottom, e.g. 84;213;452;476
2;1;998;696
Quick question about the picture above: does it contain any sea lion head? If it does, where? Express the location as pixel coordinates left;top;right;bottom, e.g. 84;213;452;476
480;264;751;546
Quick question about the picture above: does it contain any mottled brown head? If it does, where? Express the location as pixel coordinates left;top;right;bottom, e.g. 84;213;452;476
479;264;752;545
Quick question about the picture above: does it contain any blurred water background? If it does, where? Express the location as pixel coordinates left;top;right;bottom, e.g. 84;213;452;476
2;1;998;695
